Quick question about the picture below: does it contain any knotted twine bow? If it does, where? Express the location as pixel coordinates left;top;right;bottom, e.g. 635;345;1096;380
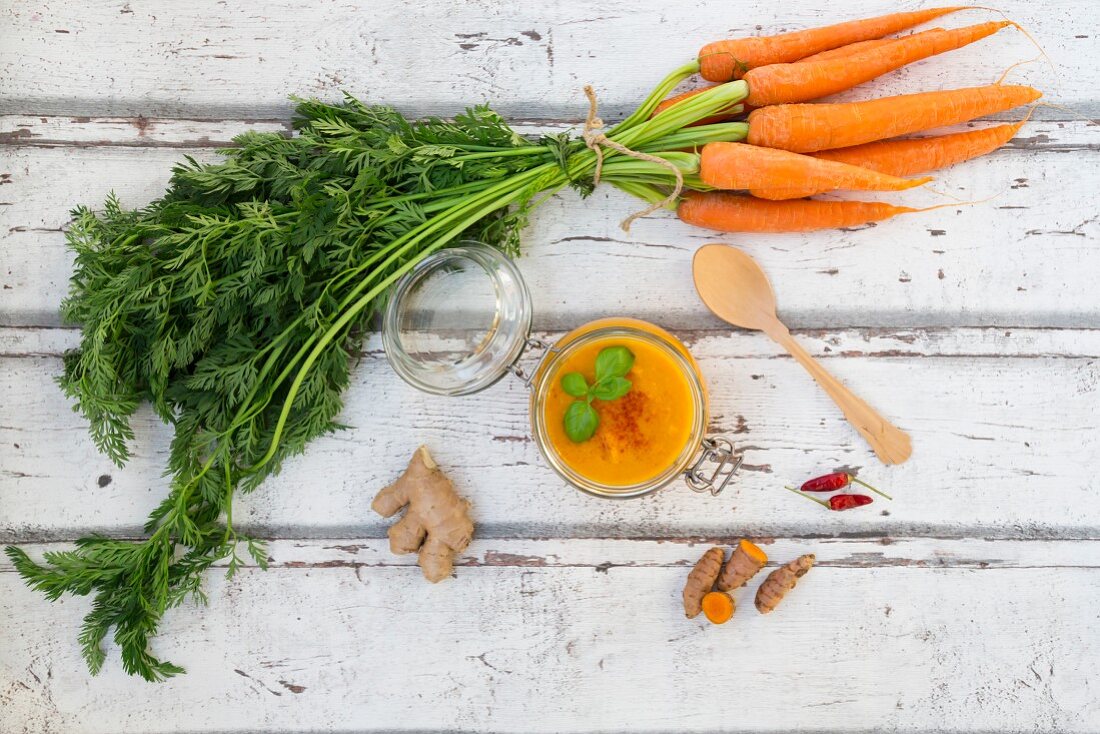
580;85;684;232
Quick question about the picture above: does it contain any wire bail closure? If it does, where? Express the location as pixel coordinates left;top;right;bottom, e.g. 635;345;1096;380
507;336;558;388
684;437;743;496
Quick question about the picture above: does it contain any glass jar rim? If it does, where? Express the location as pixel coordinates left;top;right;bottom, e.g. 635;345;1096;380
382;242;532;396
530;324;708;499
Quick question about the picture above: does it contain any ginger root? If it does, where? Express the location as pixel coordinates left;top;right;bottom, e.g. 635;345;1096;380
755;553;815;614
701;591;735;624
683;547;725;618
717;539;768;592
372;446;474;583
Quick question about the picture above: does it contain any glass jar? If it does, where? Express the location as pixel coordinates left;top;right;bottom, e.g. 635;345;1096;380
383;242;741;499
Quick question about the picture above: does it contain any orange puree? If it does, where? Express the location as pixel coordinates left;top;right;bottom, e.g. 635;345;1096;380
543;335;696;486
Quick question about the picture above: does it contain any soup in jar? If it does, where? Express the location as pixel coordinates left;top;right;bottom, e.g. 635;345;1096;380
541;332;697;486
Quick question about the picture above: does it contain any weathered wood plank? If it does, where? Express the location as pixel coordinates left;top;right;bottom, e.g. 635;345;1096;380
1;0;1095;119
4;326;1098;541
2;120;1099;328
2;539;1098;733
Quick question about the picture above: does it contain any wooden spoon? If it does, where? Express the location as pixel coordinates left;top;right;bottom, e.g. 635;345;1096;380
693;243;912;465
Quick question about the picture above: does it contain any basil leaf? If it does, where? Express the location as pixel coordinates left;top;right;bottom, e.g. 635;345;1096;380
591;376;632;401
563;400;599;443
560;371;589;398
595;345;635;381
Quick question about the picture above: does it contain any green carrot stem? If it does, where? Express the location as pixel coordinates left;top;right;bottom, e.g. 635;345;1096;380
638;122;750;152
448;146;550;159
599;152;700;177
614;60;701;131
614;81;748;147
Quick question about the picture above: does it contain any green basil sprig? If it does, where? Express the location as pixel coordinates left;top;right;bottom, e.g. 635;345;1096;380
560;345;635;442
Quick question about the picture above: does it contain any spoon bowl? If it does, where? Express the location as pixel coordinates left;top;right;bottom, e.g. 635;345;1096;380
693;244;779;333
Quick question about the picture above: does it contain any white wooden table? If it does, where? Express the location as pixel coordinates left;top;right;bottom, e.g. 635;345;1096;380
2;2;1099;731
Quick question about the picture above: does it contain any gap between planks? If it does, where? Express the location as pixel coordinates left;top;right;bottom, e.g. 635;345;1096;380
5;325;1100;360
1;116;1095;150
5;537;1100;572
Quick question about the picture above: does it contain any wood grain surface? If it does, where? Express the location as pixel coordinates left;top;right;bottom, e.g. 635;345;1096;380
1;0;1098;731
4;539;1099;733
2;0;1095;119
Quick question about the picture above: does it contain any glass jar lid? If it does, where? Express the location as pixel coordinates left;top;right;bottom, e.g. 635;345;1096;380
382;242;532;396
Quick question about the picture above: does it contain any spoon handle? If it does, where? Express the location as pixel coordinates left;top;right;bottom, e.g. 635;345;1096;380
767;325;913;465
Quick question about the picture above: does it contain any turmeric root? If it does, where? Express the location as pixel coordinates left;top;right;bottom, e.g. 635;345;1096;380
717;539;768;592
372;446;474;583
701;591;735;624
755;553;815;614
683;547;725;618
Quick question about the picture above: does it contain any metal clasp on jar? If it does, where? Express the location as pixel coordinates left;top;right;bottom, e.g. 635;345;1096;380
684;437;743;496
506;336;559;389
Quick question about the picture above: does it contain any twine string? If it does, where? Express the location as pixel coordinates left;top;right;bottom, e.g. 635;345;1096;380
580;85;684;232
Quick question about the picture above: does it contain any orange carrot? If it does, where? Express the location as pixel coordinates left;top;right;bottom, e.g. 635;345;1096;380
655;37;922;119
746;84;1041;153
651;39;893;122
813;122;1025;175
752;122;1024;198
698;7;966;81
744;21;1011;107
796;36;903;63
699;142;931;200
678;191;920;232
657;37;908;115
654;27;962;123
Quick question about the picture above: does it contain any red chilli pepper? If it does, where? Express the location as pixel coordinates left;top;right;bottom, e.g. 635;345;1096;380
785;486;874;511
799;472;891;500
828;494;874;511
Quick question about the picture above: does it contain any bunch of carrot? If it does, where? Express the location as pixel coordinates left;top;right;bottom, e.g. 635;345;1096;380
615;7;1042;232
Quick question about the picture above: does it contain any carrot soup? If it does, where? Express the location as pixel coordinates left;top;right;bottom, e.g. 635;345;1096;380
529;318;710;495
